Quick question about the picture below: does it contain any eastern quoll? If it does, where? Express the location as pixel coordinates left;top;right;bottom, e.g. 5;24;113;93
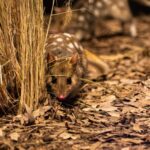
45;33;87;101
64;0;137;40
51;0;150;40
45;33;109;101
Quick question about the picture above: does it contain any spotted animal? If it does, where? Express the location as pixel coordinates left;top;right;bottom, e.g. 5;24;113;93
45;33;87;101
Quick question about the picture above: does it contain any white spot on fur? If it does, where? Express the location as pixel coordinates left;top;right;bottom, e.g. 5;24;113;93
66;37;70;40
89;0;94;4
130;23;137;37
75;31;82;40
79;16;85;21
50;34;58;38
118;1;125;7
94;9;100;17
96;2;102;8
51;42;57;46
68;43;74;49
63;33;72;37
66;48;73;52
103;0;111;5
56;38;63;42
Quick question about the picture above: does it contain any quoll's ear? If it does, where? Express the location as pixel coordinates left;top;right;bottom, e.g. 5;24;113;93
70;53;79;65
47;53;55;64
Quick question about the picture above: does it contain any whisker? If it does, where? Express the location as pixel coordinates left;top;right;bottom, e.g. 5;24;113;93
79;77;101;85
51;8;85;17
48;57;70;68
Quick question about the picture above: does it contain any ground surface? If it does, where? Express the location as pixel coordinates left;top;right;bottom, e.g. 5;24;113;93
0;17;150;150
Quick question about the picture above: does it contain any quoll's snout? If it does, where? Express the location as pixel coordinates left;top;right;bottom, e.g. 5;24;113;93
57;95;66;101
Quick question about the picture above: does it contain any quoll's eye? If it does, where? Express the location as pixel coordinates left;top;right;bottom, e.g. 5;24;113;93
52;76;57;84
67;77;72;84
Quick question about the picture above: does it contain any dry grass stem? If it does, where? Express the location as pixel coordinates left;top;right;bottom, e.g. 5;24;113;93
0;0;46;113
18;0;45;113
62;0;73;29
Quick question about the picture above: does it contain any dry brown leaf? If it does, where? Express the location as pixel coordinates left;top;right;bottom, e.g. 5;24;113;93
121;138;142;144
132;123;143;132
24;103;32;116
121;147;130;150
33;106;51;118
59;132;79;140
82;105;100;112
120;78;139;84
80;127;91;133
108;111;120;117
90;142;100;150
122;106;139;113
9;132;20;141
100;105;117;112
0;128;5;137
88;116;104;123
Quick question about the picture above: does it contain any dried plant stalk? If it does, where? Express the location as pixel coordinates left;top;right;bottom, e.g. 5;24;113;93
0;0;45;113
17;0;45;113
0;0;21;111
62;0;73;29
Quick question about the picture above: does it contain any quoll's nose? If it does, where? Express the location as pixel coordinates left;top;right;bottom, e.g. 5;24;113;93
58;95;66;101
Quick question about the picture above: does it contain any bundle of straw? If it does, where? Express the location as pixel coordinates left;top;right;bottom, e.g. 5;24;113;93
0;0;45;113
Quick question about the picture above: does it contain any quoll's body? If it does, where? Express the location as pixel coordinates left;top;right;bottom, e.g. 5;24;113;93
45;33;87;101
65;0;137;40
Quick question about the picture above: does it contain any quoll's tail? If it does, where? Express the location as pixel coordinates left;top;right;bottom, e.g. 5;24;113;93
84;49;109;79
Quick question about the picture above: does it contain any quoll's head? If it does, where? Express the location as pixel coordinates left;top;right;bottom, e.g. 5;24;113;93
46;53;79;101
